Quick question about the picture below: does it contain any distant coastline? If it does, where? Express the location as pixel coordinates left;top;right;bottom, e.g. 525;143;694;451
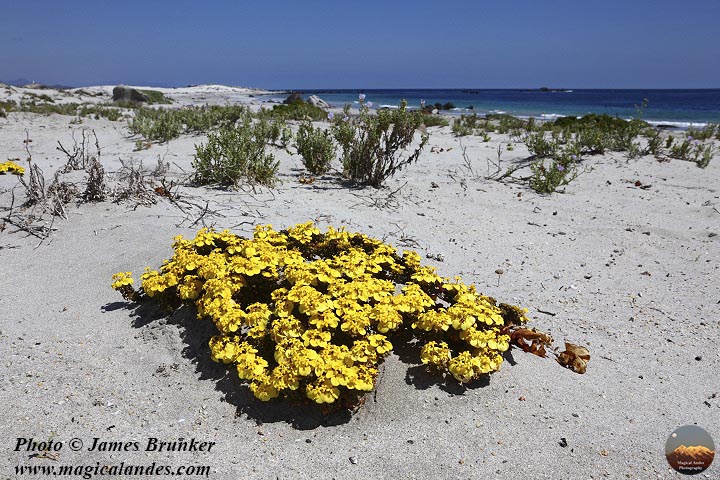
3;79;718;126
274;88;720;126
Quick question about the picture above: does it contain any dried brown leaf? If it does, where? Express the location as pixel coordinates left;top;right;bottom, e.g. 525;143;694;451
510;328;553;358
557;342;591;374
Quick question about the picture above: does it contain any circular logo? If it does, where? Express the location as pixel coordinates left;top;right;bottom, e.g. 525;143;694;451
665;425;715;475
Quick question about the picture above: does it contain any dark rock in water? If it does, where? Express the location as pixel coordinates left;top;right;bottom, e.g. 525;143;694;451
538;87;572;93
467;105;474;110
112;85;149;103
284;93;303;104
655;124;678;130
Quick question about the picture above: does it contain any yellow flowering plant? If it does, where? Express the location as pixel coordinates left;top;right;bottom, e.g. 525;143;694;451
0;160;25;176
113;222;586;408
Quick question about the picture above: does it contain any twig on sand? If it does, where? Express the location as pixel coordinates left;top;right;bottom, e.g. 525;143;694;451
388;222;422;248
350;182;407;210
536;308;557;316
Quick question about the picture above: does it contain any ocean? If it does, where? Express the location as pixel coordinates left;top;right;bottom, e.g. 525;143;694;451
267;89;720;127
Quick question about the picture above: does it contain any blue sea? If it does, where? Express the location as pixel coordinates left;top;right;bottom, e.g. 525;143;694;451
267;89;720;127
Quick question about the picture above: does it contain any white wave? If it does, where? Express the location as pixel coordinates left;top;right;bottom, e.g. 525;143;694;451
539;113;566;119
646;120;709;128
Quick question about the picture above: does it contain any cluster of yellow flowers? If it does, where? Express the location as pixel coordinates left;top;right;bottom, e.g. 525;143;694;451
0;160;25;176
112;222;531;405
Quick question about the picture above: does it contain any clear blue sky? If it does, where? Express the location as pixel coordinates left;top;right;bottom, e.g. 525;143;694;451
2;0;718;89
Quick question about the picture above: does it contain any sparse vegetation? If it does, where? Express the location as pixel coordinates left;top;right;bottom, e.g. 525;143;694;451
139;89;172;105
129;105;249;142
419;114;449;128
264;100;328;122
192;119;279;187
296;122;336;175
332;98;428;187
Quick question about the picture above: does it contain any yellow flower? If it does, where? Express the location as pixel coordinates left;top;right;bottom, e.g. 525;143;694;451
177;275;203;300
302;329;332;348
412;309;452;332
234;343;269;380
209;335;243;364
411;266;443;285
371;302;403;333
306;378;340;404
367;334;392;355
270;316;304;343
0;160;25;176
111;271;134;289
346;365;377;391
270;363;300;391
448;351;477;383
250;373;280;401
420;341;450;368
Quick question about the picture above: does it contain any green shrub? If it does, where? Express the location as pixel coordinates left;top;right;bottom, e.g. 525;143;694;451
0;100;16;113
139;89;172;105
129;108;183;143
547;113;649;154
266;101;327;122
529;158;579;193
487;113;528;134
644;130;664;156
686;124;717;141
24;91;54;103
296;122;335;175
332;100;428;187
192;119;279;187
452;114;478;136
255;117;293;149
78;105;123;121
523;132;557;157
181;105;248;133
669;138;715;168
129;105;249;142
420;114;449;128
18;101;80;116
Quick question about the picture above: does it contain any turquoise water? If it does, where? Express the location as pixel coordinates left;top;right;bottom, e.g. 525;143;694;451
269;89;720;126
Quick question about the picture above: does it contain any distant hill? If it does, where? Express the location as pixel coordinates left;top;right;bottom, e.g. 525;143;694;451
3;78;32;86
2;78;74;89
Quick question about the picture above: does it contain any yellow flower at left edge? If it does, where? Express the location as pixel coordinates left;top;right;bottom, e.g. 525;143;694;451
0;160;25;176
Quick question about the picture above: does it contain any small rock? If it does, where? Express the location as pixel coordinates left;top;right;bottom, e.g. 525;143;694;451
283;93;303;104
112;85;149;103
307;95;330;109
349;456;358;465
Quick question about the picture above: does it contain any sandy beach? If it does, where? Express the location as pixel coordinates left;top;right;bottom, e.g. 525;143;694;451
1;84;718;479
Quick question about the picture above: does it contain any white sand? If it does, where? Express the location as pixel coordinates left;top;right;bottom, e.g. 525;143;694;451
1;85;719;479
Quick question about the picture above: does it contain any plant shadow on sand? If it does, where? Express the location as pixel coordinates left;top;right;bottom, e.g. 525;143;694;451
102;301;494;430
